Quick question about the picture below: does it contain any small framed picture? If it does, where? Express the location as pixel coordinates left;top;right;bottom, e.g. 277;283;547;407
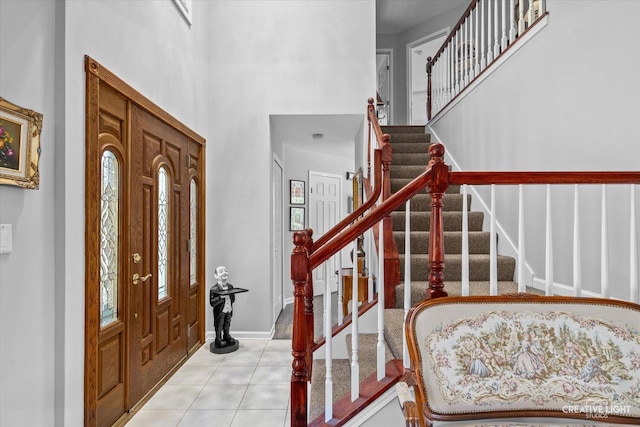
290;207;305;231
290;179;305;205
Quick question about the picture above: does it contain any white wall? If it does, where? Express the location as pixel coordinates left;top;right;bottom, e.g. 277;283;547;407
0;0;375;425
206;0;375;334
430;0;640;298
0;2;58;425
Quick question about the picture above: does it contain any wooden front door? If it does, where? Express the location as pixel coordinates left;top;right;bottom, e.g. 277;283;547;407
84;57;205;427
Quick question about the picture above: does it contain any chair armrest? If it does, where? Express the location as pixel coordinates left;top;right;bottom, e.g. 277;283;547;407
396;381;420;427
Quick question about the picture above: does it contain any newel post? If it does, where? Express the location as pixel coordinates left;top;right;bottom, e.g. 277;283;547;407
381;140;400;308
426;57;433;122
427;143;449;299
367;97;375;177
303;228;315;379
291;231;309;427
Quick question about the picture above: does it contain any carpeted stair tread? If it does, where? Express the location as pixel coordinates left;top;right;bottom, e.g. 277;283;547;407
382;309;405;360
394;281;528;307
391;141;431;153
399;254;516;282
309;358;351;422
381;125;425;134
392;152;431;166
391;211;485;232
392;193;471;211
346;333;394;381
394;230;491;254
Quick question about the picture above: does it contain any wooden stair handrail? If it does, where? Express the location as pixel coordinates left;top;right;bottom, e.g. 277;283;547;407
449;171;640;185
312;149;383;250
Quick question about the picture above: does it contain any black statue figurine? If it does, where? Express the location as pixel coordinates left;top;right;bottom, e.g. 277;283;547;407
210;265;245;353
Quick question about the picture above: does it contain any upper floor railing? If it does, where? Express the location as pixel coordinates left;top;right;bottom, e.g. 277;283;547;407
427;0;548;120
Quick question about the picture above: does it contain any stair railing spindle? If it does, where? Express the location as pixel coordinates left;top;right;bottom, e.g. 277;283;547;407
474;4;480;76
493;0;500;57
501;0;508;49
367;227;374;302
487;0;494;63
337;249;344;324
601;185;610;298
403;199;412;368
462;184;470;295
517;184;526;292
480;0;487;70
351;237;360;401
324;261;333;422
464;16;470;86
573;185;582;296
489;184;498;295
509;0;517;42
377;218;386;381
630;184;638;303
518;0;525;36
545;184;554;295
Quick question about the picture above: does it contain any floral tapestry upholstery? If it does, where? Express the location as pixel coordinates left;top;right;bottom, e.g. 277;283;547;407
411;299;640;422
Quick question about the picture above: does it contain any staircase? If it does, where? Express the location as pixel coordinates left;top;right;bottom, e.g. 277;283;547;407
308;125;520;425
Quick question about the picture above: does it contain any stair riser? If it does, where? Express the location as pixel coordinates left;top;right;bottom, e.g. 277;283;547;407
391;211;484;231
392;153;431;166
394;231;492;254
381;125;425;134
390;142;431;153
392;193;471;211
399;255;516;281
393;282;522;307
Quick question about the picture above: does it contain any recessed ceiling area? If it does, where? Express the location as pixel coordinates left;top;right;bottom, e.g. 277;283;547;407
270;114;363;159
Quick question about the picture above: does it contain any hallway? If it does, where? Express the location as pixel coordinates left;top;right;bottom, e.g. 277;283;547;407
126;339;292;427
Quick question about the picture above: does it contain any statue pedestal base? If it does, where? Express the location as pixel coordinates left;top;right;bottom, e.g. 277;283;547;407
210;340;239;354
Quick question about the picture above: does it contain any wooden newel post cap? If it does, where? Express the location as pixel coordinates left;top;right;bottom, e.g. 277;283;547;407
429;143;445;159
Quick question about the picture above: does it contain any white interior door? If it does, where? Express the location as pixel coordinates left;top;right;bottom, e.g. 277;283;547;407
309;171;342;296
272;156;284;321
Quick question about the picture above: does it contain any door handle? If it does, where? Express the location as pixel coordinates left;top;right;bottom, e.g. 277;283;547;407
132;273;152;285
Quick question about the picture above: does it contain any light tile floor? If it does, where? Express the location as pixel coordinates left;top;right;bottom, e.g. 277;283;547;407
126;339;292;427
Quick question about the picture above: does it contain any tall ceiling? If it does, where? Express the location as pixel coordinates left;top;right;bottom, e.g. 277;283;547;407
376;0;469;34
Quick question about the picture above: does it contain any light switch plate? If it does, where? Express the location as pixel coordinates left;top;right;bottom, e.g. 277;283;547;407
0;224;12;254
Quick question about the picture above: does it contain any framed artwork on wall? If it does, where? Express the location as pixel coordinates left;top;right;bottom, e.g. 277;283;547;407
0;97;43;190
290;207;305;231
290;179;305;205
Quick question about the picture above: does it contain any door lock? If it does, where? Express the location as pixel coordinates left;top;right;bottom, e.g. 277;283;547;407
132;273;152;285
132;253;142;264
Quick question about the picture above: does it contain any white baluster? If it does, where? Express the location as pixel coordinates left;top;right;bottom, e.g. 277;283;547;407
351;238;359;400
493;0;500;56
539;0;547;16
474;4;480;76
545;184;553;295
509;0;517;42
464;17;469;86
367;228;374;302
338;250;344;324
454;31;459;94
462;185;470;296
501;0;508;49
573;185;582;297
377;219;385;380
517;185;526;292
403;199;412;369
630;185;638;303
480;0;487;70
601;185;610;298
490;185;497;295
324;262;333;421
487;0;494;63
527;0;535;26
518;0;525;36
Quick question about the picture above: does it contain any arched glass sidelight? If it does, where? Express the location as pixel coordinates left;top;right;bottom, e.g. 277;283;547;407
100;150;119;327
158;166;169;300
189;178;197;285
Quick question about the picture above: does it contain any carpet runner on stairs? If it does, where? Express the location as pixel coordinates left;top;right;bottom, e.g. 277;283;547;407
308;125;523;423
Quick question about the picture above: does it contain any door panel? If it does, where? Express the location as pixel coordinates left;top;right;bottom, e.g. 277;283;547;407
86;57;205;427
309;172;341;295
129;105;187;405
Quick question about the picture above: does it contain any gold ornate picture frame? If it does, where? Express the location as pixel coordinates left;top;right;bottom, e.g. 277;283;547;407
0;97;42;189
